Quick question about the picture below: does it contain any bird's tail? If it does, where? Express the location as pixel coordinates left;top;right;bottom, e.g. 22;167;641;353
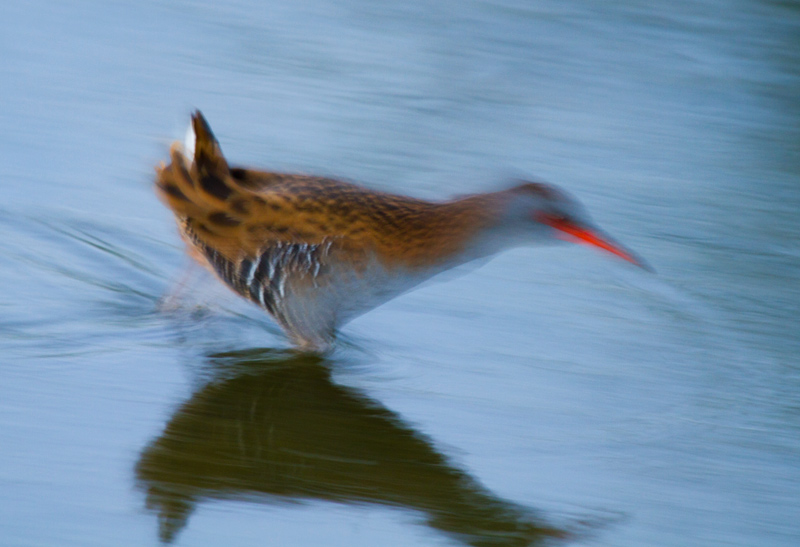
155;110;240;219
154;110;264;267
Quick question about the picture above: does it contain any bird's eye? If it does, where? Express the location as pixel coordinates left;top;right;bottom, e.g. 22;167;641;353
534;212;571;229
535;212;563;224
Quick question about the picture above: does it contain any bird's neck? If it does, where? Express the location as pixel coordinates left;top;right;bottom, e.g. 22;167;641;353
373;192;510;272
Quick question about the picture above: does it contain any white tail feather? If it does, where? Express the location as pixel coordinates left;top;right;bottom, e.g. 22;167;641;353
183;120;196;163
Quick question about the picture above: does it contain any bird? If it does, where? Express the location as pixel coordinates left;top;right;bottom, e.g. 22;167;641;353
155;111;649;351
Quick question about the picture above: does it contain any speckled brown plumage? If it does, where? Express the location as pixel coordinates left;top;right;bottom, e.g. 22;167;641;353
155;111;647;350
157;121;500;269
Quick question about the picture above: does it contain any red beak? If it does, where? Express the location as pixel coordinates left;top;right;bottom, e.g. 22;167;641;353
538;214;652;271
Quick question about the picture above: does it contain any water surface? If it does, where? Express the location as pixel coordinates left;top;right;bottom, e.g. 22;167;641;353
1;1;799;545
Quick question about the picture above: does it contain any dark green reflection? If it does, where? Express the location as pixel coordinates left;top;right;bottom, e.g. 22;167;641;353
136;349;566;546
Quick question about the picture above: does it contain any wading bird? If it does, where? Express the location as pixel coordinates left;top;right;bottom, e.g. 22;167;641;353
156;111;648;350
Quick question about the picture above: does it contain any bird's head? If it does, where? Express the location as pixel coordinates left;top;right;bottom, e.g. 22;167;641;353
498;182;651;270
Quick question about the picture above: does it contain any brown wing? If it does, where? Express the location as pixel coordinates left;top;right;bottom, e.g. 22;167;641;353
155;112;401;349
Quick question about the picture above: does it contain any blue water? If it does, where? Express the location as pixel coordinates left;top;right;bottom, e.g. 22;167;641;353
2;1;799;546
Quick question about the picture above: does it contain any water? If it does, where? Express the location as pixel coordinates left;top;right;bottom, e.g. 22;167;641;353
2;1;799;545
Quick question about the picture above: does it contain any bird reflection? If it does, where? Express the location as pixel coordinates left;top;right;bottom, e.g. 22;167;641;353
135;349;567;546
